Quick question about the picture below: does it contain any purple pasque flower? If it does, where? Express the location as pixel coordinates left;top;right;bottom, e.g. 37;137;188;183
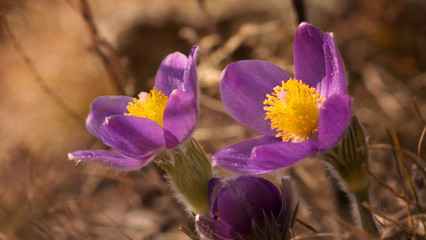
69;46;199;170
213;23;352;175
196;176;293;240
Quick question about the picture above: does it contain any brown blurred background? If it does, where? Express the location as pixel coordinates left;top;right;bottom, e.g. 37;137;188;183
0;0;425;239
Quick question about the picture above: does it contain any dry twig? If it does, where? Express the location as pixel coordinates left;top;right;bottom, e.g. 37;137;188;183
291;0;306;24
70;0;137;95
2;19;84;124
364;165;417;206
413;98;426;158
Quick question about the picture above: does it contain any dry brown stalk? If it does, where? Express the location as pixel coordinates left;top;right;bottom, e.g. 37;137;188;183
2;19;84;124
71;0;137;96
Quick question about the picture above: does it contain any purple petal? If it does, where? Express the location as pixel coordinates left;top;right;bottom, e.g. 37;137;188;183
195;214;234;240
318;94;352;152
217;176;282;235
154;52;187;96
86;96;133;139
248;141;318;173
68;150;155;170
208;178;224;213
249;176;283;216
183;46;199;99
293;22;326;88
220;60;292;136
317;34;347;98
162;90;197;148
212;136;281;175
253;177;283;206
99;115;165;156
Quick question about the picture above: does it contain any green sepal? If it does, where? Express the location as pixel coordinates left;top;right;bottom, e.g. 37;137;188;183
157;138;212;215
321;114;370;193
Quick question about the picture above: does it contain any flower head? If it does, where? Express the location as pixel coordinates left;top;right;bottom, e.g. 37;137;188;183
125;88;168;127
264;79;325;142
213;23;352;174
196;176;294;240
69;46;199;170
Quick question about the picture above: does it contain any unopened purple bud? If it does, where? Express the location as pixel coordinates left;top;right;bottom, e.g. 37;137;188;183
196;176;295;240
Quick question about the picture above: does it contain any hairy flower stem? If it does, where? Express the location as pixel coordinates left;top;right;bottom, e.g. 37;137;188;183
321;115;379;236
157;138;212;215
325;165;379;236
325;168;353;224
353;188;379;237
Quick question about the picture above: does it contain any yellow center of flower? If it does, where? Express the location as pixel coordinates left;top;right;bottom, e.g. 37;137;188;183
125;88;168;127
263;79;325;142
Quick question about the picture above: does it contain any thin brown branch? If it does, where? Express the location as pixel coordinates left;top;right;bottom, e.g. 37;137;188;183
413;98;426;158
0;205;55;240
58;201;134;240
367;144;425;176
363;165;417;206
74;0;136;96
363;203;413;235
209;21;280;66
392;134;426;233
312;208;377;240
296;219;319;233
2;19;84;124
290;233;344;240
391;133;425;232
386;131;415;231
413;97;426;126
418;127;426;158
291;0;307;24
0;0;11;16
77;0;123;94
196;0;219;37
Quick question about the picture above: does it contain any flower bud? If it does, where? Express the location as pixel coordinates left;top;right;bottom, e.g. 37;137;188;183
196;176;295;240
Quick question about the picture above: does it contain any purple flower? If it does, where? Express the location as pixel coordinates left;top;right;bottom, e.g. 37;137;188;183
213;23;352;175
69;46;199;169
196;176;293;240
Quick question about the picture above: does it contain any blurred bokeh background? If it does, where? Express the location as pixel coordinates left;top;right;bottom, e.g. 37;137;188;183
0;0;425;239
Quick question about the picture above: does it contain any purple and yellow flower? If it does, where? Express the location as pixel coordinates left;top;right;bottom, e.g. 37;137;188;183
213;23;352;174
196;176;293;240
69;46;199;169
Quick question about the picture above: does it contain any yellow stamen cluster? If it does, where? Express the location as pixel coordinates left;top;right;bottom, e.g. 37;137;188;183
264;79;325;142
125;88;168;127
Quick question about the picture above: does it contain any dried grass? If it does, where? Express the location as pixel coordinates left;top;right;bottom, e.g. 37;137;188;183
0;0;425;239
